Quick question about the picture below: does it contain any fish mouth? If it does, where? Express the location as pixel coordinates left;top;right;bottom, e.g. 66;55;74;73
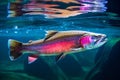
95;35;107;45
101;36;107;42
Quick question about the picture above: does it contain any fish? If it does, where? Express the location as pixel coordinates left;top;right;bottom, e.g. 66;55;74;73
8;30;107;64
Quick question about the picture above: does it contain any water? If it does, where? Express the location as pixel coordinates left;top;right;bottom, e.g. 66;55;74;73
0;0;120;80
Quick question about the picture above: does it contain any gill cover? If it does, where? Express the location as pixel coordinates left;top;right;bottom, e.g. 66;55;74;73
79;35;92;48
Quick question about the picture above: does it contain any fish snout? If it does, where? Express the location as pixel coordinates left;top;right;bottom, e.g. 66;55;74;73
91;34;107;47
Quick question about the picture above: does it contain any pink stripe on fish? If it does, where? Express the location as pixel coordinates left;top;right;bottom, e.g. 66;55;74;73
40;40;75;54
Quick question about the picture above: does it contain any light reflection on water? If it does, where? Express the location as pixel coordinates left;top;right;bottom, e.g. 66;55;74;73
7;0;107;18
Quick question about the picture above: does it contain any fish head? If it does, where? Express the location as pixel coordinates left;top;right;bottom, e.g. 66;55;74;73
79;33;107;50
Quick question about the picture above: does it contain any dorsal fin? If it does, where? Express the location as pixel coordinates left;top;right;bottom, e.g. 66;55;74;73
44;30;58;42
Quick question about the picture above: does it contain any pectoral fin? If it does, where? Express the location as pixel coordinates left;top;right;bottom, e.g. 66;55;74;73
56;53;65;62
28;54;39;64
71;48;83;51
44;30;58;42
71;48;84;53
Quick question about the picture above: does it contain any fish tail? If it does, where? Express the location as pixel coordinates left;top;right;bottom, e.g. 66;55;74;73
8;39;23;61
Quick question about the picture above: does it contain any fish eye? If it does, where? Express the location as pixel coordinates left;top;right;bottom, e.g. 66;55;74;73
91;36;99;42
91;36;98;40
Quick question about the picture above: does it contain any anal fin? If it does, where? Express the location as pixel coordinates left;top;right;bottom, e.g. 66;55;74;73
28;54;39;64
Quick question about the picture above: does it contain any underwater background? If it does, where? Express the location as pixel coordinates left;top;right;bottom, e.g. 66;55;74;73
0;0;120;80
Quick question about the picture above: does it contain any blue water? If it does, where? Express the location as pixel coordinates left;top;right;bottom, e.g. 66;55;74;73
0;0;120;80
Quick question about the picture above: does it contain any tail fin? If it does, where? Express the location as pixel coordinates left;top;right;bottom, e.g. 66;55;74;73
8;39;23;61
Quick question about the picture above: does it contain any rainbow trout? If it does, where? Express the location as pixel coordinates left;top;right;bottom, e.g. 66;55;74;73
8;30;107;64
